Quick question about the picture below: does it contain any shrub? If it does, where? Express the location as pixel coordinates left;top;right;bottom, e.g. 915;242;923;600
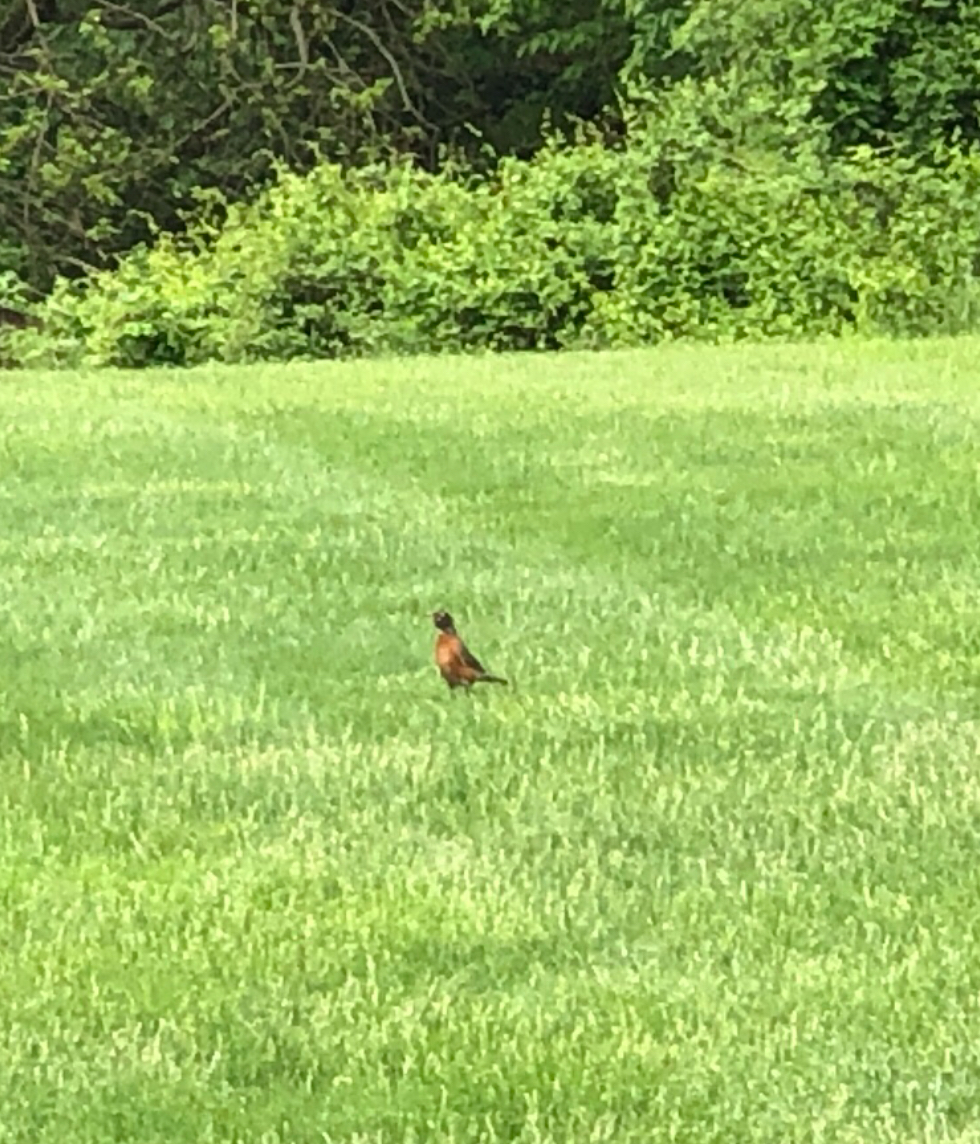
0;268;44;367
18;132;980;369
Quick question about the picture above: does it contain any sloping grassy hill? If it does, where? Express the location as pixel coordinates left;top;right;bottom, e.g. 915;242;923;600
4;339;980;1143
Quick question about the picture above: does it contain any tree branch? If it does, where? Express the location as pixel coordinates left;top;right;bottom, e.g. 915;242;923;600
95;0;185;34
289;3;309;79
332;9;431;126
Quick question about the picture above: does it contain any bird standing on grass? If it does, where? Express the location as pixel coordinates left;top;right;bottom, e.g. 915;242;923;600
432;610;508;691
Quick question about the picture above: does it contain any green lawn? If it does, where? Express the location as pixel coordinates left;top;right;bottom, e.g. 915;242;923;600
4;339;980;1143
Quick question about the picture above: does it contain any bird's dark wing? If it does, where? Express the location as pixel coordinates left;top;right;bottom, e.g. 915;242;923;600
459;641;488;675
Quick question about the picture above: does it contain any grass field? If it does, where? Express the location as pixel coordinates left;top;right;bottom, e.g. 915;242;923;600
4;338;980;1143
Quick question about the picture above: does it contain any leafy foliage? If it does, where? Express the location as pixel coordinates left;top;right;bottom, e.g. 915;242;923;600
675;0;980;156
4;0;980;355
23;131;980;367
0;0;644;292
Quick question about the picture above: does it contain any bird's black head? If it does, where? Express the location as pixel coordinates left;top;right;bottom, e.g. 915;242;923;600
432;610;456;632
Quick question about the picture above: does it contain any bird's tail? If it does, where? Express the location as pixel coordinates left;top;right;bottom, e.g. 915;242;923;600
478;674;508;685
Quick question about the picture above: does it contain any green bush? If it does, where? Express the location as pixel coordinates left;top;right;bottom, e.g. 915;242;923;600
0;268;43;367
19;132;980;369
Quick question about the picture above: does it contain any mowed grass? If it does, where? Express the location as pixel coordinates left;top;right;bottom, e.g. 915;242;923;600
3;339;980;1143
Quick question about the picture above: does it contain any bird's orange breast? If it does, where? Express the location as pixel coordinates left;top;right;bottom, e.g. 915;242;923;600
435;632;478;682
435;632;461;669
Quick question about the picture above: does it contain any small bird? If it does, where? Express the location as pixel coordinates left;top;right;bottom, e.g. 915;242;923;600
432;610;508;691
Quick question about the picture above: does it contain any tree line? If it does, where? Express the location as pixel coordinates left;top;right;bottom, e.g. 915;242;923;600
2;0;979;359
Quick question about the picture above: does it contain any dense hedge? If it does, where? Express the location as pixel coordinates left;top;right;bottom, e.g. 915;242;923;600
13;127;980;367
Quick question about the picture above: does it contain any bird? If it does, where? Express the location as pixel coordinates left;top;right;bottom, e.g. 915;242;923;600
432;610;508;691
